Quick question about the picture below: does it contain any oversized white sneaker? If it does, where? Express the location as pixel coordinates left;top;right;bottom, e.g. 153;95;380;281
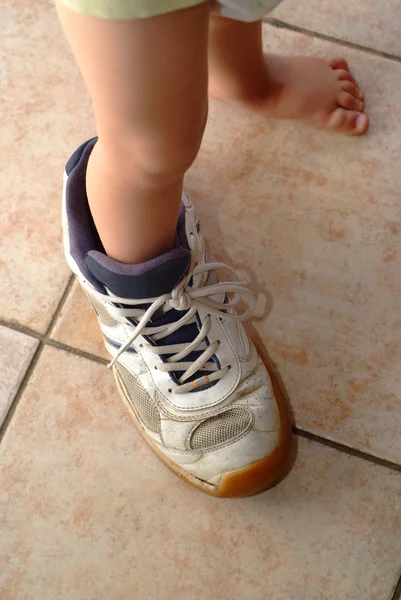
62;139;291;497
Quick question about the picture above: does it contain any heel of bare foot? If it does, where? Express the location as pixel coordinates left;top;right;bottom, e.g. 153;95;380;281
210;55;369;136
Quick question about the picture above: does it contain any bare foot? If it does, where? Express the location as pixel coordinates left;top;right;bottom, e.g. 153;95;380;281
210;55;369;136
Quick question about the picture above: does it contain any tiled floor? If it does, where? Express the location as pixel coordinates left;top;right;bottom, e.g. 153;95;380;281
1;2;401;600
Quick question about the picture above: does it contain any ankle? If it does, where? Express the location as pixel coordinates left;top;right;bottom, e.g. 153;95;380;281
209;76;275;113
209;59;274;106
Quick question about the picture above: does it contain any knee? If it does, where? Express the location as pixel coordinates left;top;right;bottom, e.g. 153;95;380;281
101;114;206;188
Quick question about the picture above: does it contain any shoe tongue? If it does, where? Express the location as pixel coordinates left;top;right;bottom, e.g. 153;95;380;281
84;248;191;299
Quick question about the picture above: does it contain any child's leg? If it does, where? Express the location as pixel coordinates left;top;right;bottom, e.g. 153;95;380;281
208;15;369;135
57;1;292;497
56;2;209;264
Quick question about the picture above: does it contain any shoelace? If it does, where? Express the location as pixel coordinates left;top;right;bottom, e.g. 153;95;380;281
90;262;255;394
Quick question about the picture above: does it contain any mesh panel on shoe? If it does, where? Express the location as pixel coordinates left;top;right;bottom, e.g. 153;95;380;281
85;292;119;328
190;408;252;450
115;363;161;434
203;247;219;287
204;270;219;287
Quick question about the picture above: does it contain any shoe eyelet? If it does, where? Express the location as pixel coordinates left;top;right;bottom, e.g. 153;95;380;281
168;388;172;393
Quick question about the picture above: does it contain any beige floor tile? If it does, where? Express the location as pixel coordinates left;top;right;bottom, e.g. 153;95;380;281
1;347;400;600
272;0;401;56
0;327;38;427
1;3;94;332
185;27;401;463
51;280;109;359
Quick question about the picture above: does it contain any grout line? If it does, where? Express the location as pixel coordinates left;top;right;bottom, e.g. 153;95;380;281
264;17;401;64
45;338;108;365
0;343;44;443
295;427;401;474
0;275;75;444
0;275;75;343
391;574;401;600
0;319;43;341
43;274;75;338
0;280;107;365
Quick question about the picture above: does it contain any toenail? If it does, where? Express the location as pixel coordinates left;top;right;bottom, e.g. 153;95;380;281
356;114;367;132
358;101;364;111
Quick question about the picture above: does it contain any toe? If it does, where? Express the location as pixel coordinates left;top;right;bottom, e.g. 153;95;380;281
335;69;357;86
337;91;364;112
329;57;349;70
325;108;369;136
341;81;364;100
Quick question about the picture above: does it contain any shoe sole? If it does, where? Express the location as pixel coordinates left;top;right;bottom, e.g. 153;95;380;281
113;360;292;498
